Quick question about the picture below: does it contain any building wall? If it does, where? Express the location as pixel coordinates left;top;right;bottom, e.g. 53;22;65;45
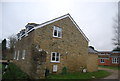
34;17;88;74
14;17;90;78
87;53;98;72
98;55;120;66
98;58;111;66
14;31;37;78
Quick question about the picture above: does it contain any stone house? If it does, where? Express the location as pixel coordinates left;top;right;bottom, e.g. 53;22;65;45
13;14;97;79
98;51;120;66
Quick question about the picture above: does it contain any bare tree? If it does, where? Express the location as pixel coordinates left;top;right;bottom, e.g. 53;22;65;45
8;34;17;58
112;15;120;51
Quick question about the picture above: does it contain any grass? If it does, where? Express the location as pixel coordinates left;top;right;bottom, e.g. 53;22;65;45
47;70;111;79
1;63;112;79
2;63;29;79
98;65;120;70
0;63;2;79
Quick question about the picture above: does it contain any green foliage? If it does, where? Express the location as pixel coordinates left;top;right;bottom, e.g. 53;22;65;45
48;70;111;79
61;67;67;75
2;63;29;79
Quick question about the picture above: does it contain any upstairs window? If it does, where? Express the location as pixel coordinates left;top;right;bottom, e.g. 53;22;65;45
22;50;26;59
51;52;60;62
53;26;62;38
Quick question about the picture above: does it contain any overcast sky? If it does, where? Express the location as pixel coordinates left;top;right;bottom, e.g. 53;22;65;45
0;0;119;51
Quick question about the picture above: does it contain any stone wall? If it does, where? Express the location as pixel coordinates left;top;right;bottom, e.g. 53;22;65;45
34;17;88;74
87;53;98;72
13;16;92;79
14;31;38;78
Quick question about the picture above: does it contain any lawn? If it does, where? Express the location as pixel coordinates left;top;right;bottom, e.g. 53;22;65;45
47;70;111;79
2;63;29;79
98;65;120;70
2;63;112;79
0;63;2;79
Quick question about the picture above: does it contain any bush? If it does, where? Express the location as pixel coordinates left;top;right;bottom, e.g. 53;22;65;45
61;67;67;75
2;63;29;79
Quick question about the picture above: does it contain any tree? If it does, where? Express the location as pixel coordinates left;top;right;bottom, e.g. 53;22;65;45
2;39;7;59
112;15;120;51
8;34;17;54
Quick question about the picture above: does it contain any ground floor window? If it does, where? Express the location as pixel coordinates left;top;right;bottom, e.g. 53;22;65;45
17;50;20;60
51;52;60;62
53;65;58;72
100;59;105;63
14;51;16;59
112;57;119;64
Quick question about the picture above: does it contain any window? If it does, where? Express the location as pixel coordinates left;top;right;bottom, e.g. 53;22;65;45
17;50;20;60
14;51;16;59
112;57;119;64
22;50;26;59
51;52;60;62
53;65;58;72
53;26;62;38
100;59;104;63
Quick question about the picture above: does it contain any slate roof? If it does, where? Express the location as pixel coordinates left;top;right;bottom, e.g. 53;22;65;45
88;47;98;54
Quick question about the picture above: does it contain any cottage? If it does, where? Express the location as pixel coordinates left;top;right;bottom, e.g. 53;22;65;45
98;51;120;66
13;14;97;79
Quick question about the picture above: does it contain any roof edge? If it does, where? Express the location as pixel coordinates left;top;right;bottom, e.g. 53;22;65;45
34;13;89;41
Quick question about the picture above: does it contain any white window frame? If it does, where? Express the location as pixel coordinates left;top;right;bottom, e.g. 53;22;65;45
53;65;58;72
112;57;119;64
22;50;26;59
53;26;62;38
51;52;60;63
14;51;16;59
17;50;20;60
100;59;105;63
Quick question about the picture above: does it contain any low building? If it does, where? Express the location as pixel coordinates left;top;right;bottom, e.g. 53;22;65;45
98;51;120;66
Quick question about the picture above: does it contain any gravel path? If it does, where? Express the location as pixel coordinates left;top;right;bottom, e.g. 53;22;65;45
98;67;119;79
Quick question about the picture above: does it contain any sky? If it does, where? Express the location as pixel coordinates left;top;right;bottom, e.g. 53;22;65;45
0;0;119;51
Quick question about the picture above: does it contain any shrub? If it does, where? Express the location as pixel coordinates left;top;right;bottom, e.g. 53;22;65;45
61;67;67;75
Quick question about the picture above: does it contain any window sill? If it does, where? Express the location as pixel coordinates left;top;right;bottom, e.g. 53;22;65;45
53;36;62;38
50;61;60;63
100;62;105;63
112;63;119;64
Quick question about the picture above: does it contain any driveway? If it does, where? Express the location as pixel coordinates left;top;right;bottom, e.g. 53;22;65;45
98;67;119;79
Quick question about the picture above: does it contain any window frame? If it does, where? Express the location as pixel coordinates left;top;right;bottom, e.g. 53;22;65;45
17;50;20;60
53;65;58;72
22;50;26;59
112;57;119;64
100;59;105;63
53;26;62;38
51;52;60;63
14;51;16;59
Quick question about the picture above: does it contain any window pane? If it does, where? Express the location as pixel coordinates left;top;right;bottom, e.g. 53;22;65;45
52;57;55;61
58;31;61;37
57;53;59;56
54;30;57;36
56;53;59;61
52;53;55;56
52;53;55;61
56;57;59;61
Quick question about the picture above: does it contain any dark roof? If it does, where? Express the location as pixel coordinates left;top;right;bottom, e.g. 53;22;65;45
88;47;98;54
112;51;120;53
